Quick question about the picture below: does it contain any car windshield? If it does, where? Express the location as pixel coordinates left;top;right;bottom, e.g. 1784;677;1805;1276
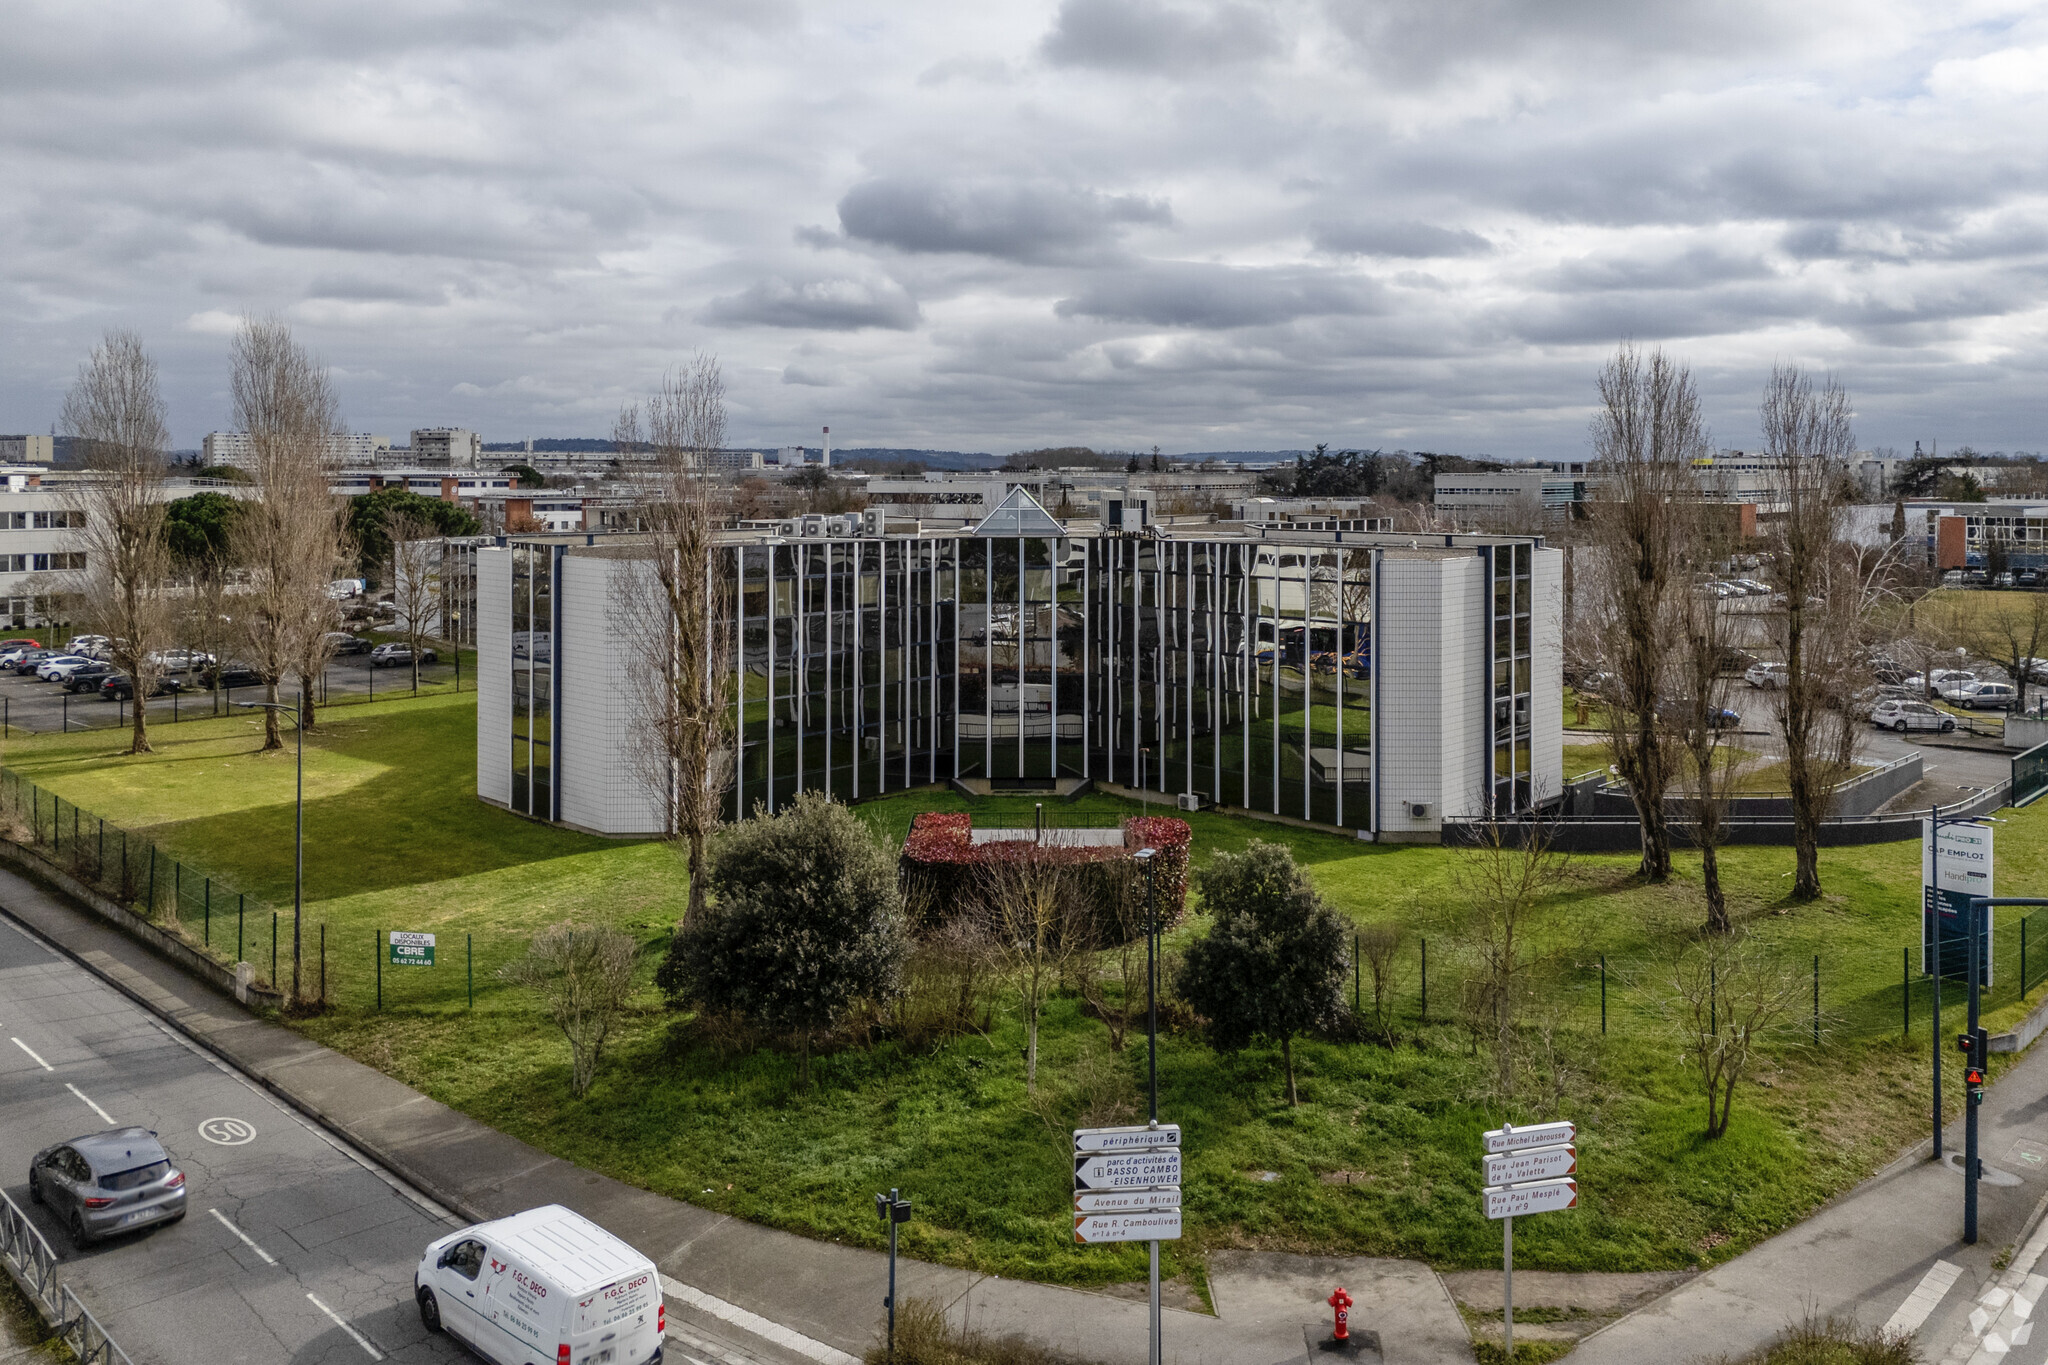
97;1159;169;1190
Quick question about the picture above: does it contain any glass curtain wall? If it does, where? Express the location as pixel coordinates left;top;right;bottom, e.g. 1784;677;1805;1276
509;543;555;819
1491;541;1535;813
728;536;959;817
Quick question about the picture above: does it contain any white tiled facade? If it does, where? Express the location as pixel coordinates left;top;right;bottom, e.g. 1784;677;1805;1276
552;555;666;836
1373;553;1486;838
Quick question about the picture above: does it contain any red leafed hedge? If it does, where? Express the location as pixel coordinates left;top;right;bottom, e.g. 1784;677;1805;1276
898;811;1191;938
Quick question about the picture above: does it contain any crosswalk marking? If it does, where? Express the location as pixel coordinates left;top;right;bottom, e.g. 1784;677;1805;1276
1887;1260;1964;1336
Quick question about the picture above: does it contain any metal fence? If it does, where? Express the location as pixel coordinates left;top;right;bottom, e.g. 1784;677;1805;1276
2017;740;2048;809
0;1186;135;1365
0;656;469;738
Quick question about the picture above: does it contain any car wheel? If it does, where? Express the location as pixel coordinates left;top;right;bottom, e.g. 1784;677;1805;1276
418;1288;443;1333
1942;720;1955;732
1894;720;1908;733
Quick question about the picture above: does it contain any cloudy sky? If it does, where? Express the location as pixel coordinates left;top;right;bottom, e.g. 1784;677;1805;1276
4;0;2047;457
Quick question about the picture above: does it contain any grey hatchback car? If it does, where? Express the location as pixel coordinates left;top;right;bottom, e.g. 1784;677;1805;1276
29;1127;187;1245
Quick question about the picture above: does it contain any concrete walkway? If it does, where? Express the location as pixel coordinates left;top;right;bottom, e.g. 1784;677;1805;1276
1566;1020;2048;1364
0;862;1474;1365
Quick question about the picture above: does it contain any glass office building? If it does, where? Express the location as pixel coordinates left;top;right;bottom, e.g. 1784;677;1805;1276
477;498;1561;840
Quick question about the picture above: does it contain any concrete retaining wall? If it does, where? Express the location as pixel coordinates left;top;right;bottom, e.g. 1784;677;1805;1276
2009;716;2048;753
0;838;281;1011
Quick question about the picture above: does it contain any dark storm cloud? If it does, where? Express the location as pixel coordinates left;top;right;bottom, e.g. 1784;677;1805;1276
701;276;921;331
1313;220;1493;259
1040;0;1282;71
836;178;1171;263
1055;263;1383;328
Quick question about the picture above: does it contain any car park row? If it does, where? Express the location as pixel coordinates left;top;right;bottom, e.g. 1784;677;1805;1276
0;634;382;703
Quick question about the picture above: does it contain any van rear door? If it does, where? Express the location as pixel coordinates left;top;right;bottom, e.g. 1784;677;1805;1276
570;1268;660;1363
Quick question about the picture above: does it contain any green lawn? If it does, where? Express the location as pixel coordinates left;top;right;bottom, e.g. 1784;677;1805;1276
5;695;2048;1291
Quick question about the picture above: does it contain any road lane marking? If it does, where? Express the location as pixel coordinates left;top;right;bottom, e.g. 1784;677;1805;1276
64;1082;115;1124
306;1294;384;1360
208;1208;276;1265
10;1037;52;1070
1884;1258;1962;1334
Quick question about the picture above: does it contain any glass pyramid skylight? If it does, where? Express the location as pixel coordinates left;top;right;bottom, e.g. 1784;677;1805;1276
972;485;1066;536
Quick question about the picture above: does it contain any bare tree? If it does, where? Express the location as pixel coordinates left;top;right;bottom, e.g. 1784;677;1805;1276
1448;816;1571;1099
978;847;1091;1095
1969;591;2048;714
1587;344;1706;882
1077;859;1149;1052
1759;365;1859;900
1671;503;1742;933
227;317;347;750
611;354;734;930
59;331;175;755
1356;923;1409;1045
1662;933;1807;1138
498;922;641;1098
385;508;442;691
1895;590;1971;702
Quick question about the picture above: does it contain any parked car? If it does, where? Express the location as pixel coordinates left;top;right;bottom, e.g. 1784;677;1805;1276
1871;698;1956;733
1744;662;1788;689
325;632;373;655
99;673;184;702
1716;647;1760;674
63;634;109;654
147;648;214;672
415;1205;662;1364
1732;579;1772;596
200;662;262;689
1866;654;1909;685
34;655;94;681
28;1127;186;1246
0;636;40;653
328;578;366;601
63;663;115;692
1946;681;2018;709
370;642;436;668
1904;669;1975;693
1943;570;1967;586
1995;572;2016;588
9;649;60;674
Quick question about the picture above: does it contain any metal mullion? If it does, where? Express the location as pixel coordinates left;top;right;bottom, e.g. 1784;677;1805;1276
902;541;912;793
1050;540;1059;782
1335;548;1345;829
951;539;961;782
984;538;992;781
766;544;776;812
733;545;746;822
1017;535;1026;781
1081;544;1091;781
1271;549;1280;815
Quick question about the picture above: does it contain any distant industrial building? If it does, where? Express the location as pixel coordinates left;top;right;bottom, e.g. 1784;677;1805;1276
204;431;391;469
1433;464;1595;526
0;436;53;465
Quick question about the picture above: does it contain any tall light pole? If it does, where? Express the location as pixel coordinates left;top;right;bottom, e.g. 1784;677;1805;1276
239;701;303;1004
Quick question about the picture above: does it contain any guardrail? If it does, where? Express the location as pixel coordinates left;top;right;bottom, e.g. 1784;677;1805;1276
2017;739;2048;808
0;1186;135;1365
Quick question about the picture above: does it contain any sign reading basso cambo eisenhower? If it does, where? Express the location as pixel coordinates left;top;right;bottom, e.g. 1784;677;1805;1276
1073;1124;1181;1244
388;931;435;967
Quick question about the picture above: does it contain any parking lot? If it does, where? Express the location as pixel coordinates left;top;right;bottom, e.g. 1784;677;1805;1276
0;652;466;736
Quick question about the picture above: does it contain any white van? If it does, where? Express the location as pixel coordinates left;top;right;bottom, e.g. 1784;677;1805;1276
416;1205;664;1365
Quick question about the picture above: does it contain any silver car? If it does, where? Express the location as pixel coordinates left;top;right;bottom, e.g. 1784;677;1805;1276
29;1127;187;1246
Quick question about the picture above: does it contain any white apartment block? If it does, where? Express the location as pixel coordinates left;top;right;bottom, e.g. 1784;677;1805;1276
204;431;390;469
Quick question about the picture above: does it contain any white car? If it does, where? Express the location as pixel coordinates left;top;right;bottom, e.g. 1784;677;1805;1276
1744;662;1789;689
35;655;94;681
1946;681;2017;710
64;635;109;654
147;649;214;672
1903;669;1975;693
415;1206;663;1365
1871;698;1956;733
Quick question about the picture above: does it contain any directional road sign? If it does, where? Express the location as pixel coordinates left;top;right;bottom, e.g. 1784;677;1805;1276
1075;1189;1182;1214
1482;1178;1579;1220
1482;1144;1576;1188
1074;1209;1183;1244
1073;1124;1182;1154
1074;1150;1181;1191
1482;1121;1574;1155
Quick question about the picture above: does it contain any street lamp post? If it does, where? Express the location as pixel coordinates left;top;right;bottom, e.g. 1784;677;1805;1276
239;700;303;1004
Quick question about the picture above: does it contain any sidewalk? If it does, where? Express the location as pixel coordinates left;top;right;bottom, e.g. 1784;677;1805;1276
0;861;1475;1365
1566;1025;2048;1363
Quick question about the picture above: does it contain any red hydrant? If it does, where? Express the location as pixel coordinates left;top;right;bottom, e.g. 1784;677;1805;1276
1328;1286;1353;1342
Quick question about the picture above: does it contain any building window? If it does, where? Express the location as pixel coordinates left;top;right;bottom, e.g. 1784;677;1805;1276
510;544;554;819
1492;541;1534;815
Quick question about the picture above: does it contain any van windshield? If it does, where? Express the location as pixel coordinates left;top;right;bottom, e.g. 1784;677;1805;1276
574;1271;656;1333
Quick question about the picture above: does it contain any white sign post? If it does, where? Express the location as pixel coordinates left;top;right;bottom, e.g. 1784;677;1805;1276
1076;1124;1181;1365
1482;1123;1580;1359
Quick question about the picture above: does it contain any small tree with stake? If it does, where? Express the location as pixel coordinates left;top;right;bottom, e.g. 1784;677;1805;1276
1176;841;1349;1106
666;792;907;1089
498;922;641;1098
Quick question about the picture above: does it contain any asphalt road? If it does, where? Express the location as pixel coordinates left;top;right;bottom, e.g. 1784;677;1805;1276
0;654;463;736
0;913;469;1365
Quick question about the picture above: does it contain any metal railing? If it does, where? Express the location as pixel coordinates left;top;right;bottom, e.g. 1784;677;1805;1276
0;1186;135;1365
2018;739;2048;809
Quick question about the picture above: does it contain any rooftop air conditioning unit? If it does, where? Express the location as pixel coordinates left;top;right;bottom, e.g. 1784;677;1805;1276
777;520;798;537
1408;801;1434;820
862;509;883;535
1176;792;1203;812
800;514;825;537
826;515;854;536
